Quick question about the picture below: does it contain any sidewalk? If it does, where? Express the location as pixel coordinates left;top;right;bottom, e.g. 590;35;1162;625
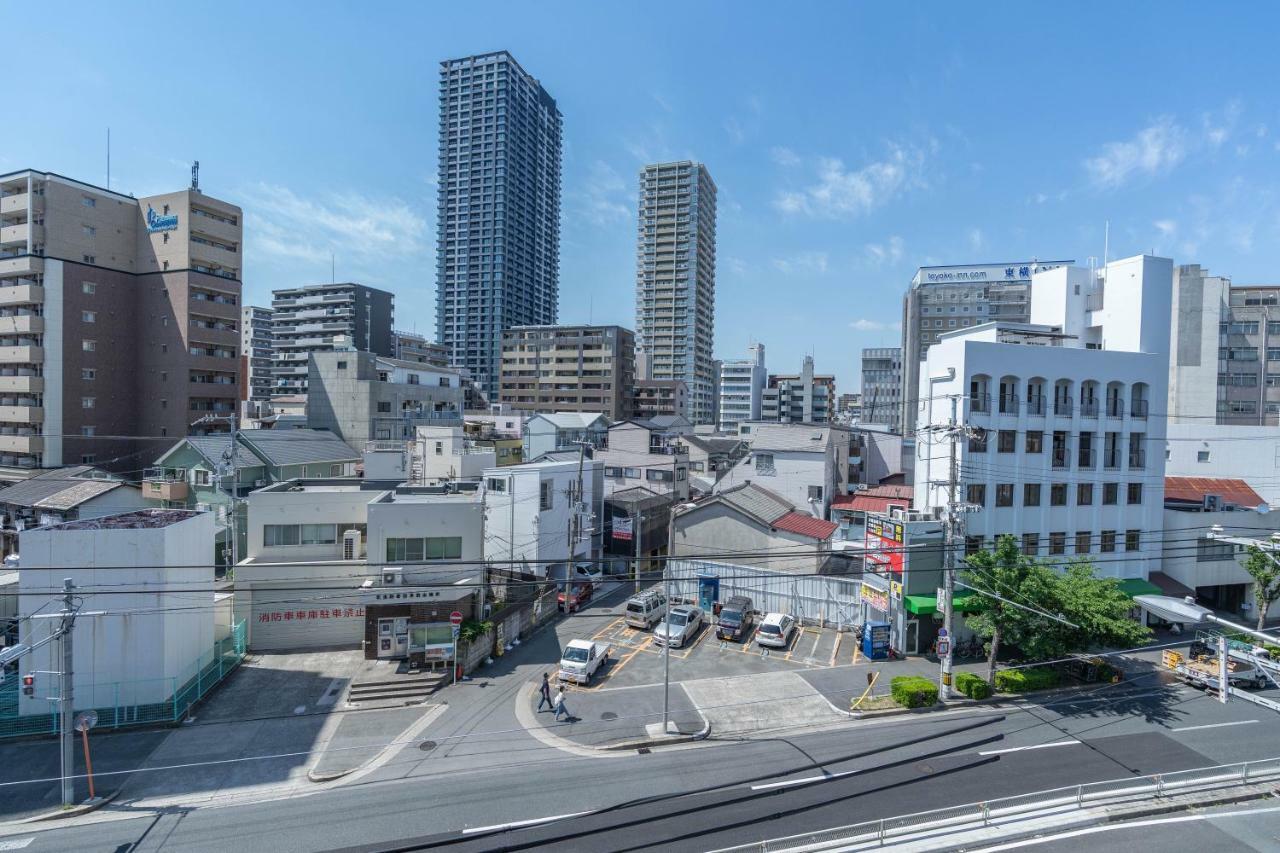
522;681;705;748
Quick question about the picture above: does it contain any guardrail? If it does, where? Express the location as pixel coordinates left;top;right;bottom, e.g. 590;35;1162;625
710;756;1280;852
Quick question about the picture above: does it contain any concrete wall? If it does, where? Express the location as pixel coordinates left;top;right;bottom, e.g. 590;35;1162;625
1165;423;1280;506
365;494;484;569
672;502;824;573
482;461;599;577
1168;265;1227;424
244;485;385;562
1162;507;1280;620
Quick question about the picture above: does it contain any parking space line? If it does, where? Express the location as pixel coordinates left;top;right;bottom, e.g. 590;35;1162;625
808;629;822;659
851;639;861;667
590;617;622;641
830;632;843;668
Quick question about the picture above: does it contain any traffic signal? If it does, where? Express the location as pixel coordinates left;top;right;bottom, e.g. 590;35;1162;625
21;673;33;697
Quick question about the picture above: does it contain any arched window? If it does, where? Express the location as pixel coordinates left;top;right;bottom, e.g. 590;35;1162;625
1080;380;1101;418
1130;382;1149;419
1053;379;1074;416
998;375;1020;414
1106;381;1125;418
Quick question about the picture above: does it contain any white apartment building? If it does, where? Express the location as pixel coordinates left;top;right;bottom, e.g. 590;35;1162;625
413;425;496;481
717;343;766;432
716;422;852;519
596;419;691;500
481;458;602;579
241;305;274;417
761;356;835;424
914;254;1172;580
270;283;394;398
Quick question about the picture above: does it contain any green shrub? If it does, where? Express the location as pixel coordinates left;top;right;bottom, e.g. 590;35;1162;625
890;675;939;709
1264;645;1280;660
955;672;993;700
994;667;1060;693
458;619;493;644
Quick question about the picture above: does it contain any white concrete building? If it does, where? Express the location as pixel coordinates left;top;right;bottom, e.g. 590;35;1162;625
914;255;1171;580
413;425;496;482
481;458;601;579
716;422;852;519
18;509;216;715
717;343;766;433
595;419;691;500
521;412;609;461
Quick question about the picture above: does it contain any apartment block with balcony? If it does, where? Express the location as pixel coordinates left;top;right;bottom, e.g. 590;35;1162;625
760;356;835;424
241;305;274;417
635;161;717;425
717;343;766;433
271;283;394;399
860;347;902;431
498;324;635;421
0;169;245;472
394;330;448;368
632;379;689;421
914;255;1171;581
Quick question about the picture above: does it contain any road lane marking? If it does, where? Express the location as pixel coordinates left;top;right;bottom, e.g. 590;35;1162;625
0;840;33;850
978;740;1079;756
1170;719;1259;732
751;769;858;791
462;810;592;834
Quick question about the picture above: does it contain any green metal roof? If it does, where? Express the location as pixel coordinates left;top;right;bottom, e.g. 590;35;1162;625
903;589;982;616
1116;577;1162;598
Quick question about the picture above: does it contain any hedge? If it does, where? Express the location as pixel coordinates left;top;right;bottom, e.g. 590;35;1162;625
994;667;1060;693
955;672;992;700
891;675;939;708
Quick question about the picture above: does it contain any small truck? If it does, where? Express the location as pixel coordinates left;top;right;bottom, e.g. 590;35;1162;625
558;639;611;686
1176;650;1270;692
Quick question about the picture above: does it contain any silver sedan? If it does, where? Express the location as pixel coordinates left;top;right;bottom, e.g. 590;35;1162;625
653;605;704;648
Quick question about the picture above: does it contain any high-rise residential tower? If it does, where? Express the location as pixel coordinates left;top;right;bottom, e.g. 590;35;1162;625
435;51;562;402
240;305;274;417
270;283;394;399
717;343;766;432
635;161;717;425
860;346;902;431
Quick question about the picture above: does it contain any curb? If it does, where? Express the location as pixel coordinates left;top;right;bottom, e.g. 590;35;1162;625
19;790;119;823
307;703;447;783
595;719;712;751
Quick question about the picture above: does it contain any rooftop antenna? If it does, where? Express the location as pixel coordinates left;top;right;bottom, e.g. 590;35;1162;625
1102;220;1110;268
191;160;200;191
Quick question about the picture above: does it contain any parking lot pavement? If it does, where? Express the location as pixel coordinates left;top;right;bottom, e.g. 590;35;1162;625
524;682;704;748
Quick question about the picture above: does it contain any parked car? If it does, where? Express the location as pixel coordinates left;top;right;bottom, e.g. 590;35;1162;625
558;639;610;685
573;561;604;591
558;582;593;613
653;605;704;648
756;612;797;649
624;587;668;629
716;595;755;642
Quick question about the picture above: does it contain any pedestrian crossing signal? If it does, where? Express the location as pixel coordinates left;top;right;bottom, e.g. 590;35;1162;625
21;673;34;697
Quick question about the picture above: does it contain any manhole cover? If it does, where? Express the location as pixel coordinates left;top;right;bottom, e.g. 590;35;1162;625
419;740;439;752
600;712;618;721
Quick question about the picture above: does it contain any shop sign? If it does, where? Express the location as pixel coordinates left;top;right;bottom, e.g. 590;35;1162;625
257;607;363;623
862;588;889;613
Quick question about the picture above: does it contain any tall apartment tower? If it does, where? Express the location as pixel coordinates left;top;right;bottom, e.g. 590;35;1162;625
900;260;1073;436
240;305;274;417
435;51;562;402
635;161;717;425
0;169;243;472
718;343;766;432
270;283;394;399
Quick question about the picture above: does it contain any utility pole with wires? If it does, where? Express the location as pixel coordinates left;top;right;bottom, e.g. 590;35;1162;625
192;412;240;570
663;453;678;734
57;578;77;808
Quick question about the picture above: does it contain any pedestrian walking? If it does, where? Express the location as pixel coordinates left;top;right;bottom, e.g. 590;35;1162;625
538;672;554;712
553;686;571;721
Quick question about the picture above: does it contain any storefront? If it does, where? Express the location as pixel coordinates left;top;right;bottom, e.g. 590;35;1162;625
863;511;945;655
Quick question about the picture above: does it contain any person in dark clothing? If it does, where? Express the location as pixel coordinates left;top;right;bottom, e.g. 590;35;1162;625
538;672;554;711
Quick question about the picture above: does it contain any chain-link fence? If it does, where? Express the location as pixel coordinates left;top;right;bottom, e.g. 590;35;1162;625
0;620;247;739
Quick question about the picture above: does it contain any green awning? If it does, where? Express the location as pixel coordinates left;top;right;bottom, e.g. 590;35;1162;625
903;590;982;616
1116;578;1162;598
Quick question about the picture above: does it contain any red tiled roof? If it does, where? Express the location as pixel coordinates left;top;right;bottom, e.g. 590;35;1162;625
1164;477;1265;509
771;511;839;540
832;494;912;514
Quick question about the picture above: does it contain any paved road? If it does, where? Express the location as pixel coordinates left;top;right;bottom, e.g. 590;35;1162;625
2;664;1276;852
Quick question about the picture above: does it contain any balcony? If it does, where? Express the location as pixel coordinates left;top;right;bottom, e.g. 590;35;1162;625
0;346;41;364
0;193;30;216
997;394;1019;415
0;223;37;247
1131;399;1148;419
0;255;42;278
0;434;41;454
0;284;42;306
1076;449;1097;470
1103;452;1121;471
968;393;991;414
1128;450;1146;470
0;406;42;423
1106;400;1125;418
0;375;41;393
1051;447;1070;469
1079;399;1099;418
0;315;42;335
1053;398;1073;416
143;468;190;502
1025;395;1046;416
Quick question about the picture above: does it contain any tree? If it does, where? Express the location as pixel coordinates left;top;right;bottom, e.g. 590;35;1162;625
1242;545;1280;631
963;538;1152;683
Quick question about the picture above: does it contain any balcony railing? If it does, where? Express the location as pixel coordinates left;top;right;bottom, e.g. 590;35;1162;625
1079;399;1099;418
1054;398;1073;416
998;394;1019;415
1106;399;1125;418
1103;452;1121;470
1025;395;1046;416
1077;449;1097;469
1131;399;1149;419
968;393;991;414
1051;448;1070;469
1129;450;1146;469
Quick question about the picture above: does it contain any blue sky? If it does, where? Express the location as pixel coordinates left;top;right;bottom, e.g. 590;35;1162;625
7;2;1280;390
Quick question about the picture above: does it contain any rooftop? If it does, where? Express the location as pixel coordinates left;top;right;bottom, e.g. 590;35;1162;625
0;466;131;511
771;512;839;540
1164;477;1266;510
49;509;202;531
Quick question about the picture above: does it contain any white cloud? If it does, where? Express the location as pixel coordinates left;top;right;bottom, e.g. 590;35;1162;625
772;251;829;276
864;235;905;266
1203;99;1242;149
967;228;984;252
574;160;631;226
774;144;927;218
1154;219;1177;238
239;182;427;266
1083;117;1187;188
849;318;901;332
770;146;801;168
724;117;745;145
1032;192;1049;205
1230;223;1255;252
725;257;748;276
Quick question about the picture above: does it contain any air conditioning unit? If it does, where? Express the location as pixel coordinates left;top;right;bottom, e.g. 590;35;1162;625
343;529;363;560
382;566;403;586
1204;495;1221;512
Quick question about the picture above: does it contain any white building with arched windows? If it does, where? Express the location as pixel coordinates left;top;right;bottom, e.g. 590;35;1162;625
913;254;1172;581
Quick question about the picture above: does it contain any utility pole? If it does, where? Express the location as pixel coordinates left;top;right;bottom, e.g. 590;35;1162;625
663;454;678;733
192;412;240;570
57;578;76;808
634;509;643;594
939;396;960;700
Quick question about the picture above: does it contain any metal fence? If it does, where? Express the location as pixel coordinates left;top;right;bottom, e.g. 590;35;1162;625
0;620;247;739
710;755;1280;852
668;560;861;630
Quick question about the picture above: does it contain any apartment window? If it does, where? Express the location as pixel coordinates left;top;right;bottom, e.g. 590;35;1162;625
539;480;553;511
82;225;96;237
997;430;1016;453
434;442;443;456
996;484;1014;507
1021;533;1039;556
262;524;337;546
82;339;96;352
81;368;95;381
1125;529;1141;552
966;484;986;506
83;255;95;264
808;485;823;501
1197;450;1211;463
1100;530;1117;553
82;282;96;295
1024;483;1041;506
82;196;96;208
81;396;95;409
1077;483;1093;505
1197;537;1236;562
80;426;95;437
407;374;420;385
80;454;96;464
439;377;451;387
376;402;391;413
194;469;211;486
486;477;506;493
1049;532;1066;555
754;452;774;471
968;429;988;453
1102;482;1119;505
965;535;984;556
1025;431;1043;453
623;467;641;478
1050;483;1067;506
385;536;462;562
1075;531;1091;555
82;310;96;323
1127;483;1143;504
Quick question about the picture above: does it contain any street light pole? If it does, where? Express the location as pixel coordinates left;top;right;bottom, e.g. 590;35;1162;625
662;456;677;734
940;396;959;700
57;578;76;808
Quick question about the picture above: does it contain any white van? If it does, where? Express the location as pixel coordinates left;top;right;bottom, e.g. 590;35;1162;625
624;587;668;629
